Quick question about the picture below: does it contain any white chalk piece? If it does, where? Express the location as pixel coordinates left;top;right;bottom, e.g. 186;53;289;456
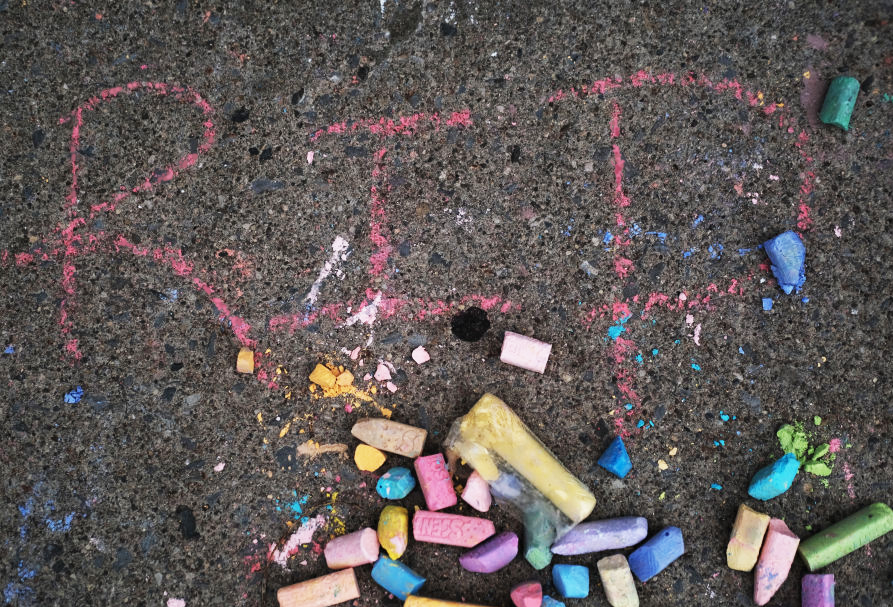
500;331;552;374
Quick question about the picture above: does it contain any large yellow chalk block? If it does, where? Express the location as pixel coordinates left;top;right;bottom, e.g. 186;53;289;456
354;444;386;472
404;597;495;607
309;364;337;388
378;505;409;560
237;348;255;374
727;504;770;571
277;568;360;607
450;393;595;524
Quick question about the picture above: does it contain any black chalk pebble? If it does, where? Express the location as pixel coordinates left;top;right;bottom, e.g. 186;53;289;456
451;306;490;342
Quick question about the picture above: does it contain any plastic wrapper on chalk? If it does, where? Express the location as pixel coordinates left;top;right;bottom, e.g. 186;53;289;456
444;393;596;554
764;231;806;294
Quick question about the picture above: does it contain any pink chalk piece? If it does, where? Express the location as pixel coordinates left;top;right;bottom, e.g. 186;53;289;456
412;346;430;365
754;518;800;606
374;363;392;382
500;331;552;374
386;381;398;393
461;471;492;513
167;600;186;607
324;527;380;570
414;454;457;511
412;511;495;547
511;581;542;607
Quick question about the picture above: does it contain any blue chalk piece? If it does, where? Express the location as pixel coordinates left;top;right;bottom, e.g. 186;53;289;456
553;564;589;599
4;345;14;354
629;526;685;582
541;596;566;607
711;483;723;490
64;386;83;404
636;420;645;428
747;452;801;501
371;556;426;600
802;297;810;303
691;363;701;371
624;403;633;411
764;231;806;294
598;436;632;478
693;214;704;227
376;467;416;500
762;298;774;311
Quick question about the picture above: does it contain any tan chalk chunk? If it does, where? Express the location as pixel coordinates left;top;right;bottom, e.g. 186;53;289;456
352;418;427;458
355;444;386;472
597;554;639;607
727;504;771;572
335;369;354;386
237;348;255;373
404;597;496;607
276;568;360;607
309;364;337;388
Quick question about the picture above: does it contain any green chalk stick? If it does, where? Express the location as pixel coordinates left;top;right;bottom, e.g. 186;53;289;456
820;76;860;131
798;502;893;570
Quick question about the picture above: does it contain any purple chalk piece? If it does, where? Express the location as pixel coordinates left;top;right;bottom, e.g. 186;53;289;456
459;531;519;573
764;231;806;294
628;526;685;582
802;574;834;607
551;516;648;555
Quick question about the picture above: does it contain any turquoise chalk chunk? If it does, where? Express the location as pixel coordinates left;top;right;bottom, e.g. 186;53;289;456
820;76;860;131
541;596;566;607
748;452;801;501
629;526;685;582
376;467;416;500
552;564;590;599
598;436;632;478
371;555;426;600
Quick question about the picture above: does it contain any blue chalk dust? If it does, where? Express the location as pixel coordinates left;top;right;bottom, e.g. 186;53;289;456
371;556;426;600
764;231;806;294
552;564;590;599
598;436;632;479
629;526;685;582
748;452;801;501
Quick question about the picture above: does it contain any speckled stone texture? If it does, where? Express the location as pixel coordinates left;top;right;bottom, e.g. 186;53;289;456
0;1;891;606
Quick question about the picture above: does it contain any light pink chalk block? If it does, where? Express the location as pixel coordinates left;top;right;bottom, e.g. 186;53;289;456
414;454;458;511
500;331;552;374
412;510;496;547
461;470;492;512
754;518;800;606
324;527;380;569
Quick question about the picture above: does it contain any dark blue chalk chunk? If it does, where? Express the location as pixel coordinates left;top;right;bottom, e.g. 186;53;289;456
762;298;774;311
598;436;632;479
371;555;426;600
764;231;806;295
628;526;685;582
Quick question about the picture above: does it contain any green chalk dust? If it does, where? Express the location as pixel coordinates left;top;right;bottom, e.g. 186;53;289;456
777;423;810;460
777;423;835;480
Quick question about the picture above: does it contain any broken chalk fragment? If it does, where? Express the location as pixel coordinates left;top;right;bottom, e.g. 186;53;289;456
371;556;425;601
727;504;771;572
461;470;492;512
764;231;806;295
802;574;835;607
309;363;337;388
798;502;893;571
412;510;495;547
597;554;639;607
336;369;354;386
324;528;379;569
377;467;416;500
237;347;255;373
411;346;430;364
378;505;409;560
354;444;386;472
414;454;457;511
761;298;773;311
500;331;552;374
351;418;427;458
598;436;633;479
541;596;566;607
523;505;554;570
748;452;801;501
628;526;685;582
551;516;648;555
459;531;518;573
754;518;800;605
820;75;860;131
276;568;360;607
374;362;392;382
64;385;84;404
403;597;496;607
510;581;542;607
552;564;590;599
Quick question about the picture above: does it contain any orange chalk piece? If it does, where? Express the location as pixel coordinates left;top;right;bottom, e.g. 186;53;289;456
309;364;337;388
276;568;360;607
336;369;354;386
355;444;387;472
351;418;427;458
404;597;496;607
236;348;255;374
727;504;770;571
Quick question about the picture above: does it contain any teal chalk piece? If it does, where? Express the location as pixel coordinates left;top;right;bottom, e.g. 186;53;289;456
541;596;566;607
748;452;801;501
820;76;860;130
553;564;589;598
371;556;426;600
598;436;632;478
376;467;416;500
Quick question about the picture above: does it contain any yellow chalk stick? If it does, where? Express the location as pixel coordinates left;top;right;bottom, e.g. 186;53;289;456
727;504;770;572
236;347;255;374
404;597;495;607
355;444;386;472
378;505;409;560
309;363;337;388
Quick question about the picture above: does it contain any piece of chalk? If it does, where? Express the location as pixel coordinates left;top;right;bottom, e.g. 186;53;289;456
412;346;430;364
551;516;648;555
412;511;495;547
324;528;379;569
377;467;417;500
351;418;427;458
541;596;566;607
754;518;800;605
820;75;860;131
237;347;255;373
336;369;354;386
552;564;589;599
403;597;496;607
355;444;386;472
461;470;492;512
802;574;835;607
597;554;639;607
309;363;337;388
414;454;457;511
727;504;771;572
523;506;554;570
276;568;360;607
748;452;801;501
378;505;409;560
371;556;426;601
459;531;518;573
761;298;774;311
628;526;685;582
798;502;893;571
500;331;552;374
510;581;542;607
764;231;806;295
598;436;632;479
